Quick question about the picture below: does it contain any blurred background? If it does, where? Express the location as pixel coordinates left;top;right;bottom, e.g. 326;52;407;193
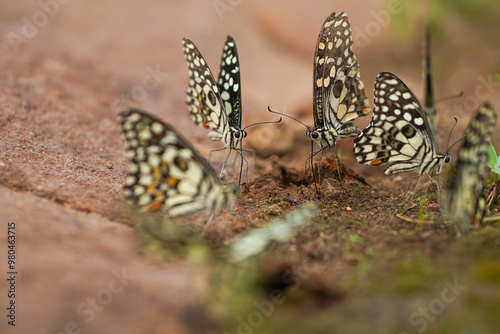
1;0;500;333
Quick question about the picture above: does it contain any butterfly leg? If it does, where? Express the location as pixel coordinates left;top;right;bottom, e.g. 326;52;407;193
327;145;343;183
201;213;216;236
402;174;420;198
317;145;326;184
219;148;233;181
234;148;252;185
209;146;228;166
438;174;449;188
427;174;441;204
305;141;321;196
412;174;424;197
243;148;261;179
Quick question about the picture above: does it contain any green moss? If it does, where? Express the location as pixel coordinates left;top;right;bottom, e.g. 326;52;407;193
417;197;431;220
354;186;364;196
473;260;500;283
340;232;364;253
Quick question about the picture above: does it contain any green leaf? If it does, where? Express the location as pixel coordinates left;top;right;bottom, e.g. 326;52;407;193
489;141;500;176
488;141;497;171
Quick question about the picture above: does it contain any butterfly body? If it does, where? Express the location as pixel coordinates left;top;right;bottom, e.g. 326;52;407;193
118;109;237;217
309;12;370;151
354;72;450;177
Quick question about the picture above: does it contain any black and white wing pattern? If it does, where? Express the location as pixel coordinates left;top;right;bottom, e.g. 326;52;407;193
423;26;437;133
182;36;246;150
118;109;237;217
308;11;370;148
217;36;242;129
353;72;450;176
444;103;496;234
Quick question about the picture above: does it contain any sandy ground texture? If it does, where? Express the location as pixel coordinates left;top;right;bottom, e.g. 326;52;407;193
1;1;500;333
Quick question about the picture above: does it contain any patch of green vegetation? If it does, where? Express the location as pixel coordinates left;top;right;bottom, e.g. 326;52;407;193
340;232;364;253
389;0;500;39
356;257;373;275
313;216;327;225
208;261;265;326
206;224;500;334
349;248;452;296
434;0;500;19
472;260;500;283
393;257;449;294
353;185;364;196
417;197;430;220
488;141;500;181
343;218;361;226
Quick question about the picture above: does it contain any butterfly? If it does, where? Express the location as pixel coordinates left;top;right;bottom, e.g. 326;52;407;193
423;25;437;134
353;72;451;188
307;11;370;158
182;36;248;180
117;109;237;218
227;203;318;262
444;102;496;233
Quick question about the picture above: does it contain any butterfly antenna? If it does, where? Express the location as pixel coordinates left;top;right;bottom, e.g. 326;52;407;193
436;91;464;104
447;137;466;155
242;116;282;131
267;106;310;130
445;117;461;154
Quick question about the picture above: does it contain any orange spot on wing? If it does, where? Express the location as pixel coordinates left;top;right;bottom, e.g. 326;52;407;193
370;159;383;165
362;109;370;115
167;177;178;187
147;202;163;211
202;122;208;128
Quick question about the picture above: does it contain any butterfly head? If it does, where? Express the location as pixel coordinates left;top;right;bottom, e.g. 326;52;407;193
233;129;247;140
435;154;451;175
306;128;337;147
222;127;247;148
307;130;320;140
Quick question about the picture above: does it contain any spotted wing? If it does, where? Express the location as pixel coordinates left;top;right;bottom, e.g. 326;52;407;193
423;26;437;133
183;38;228;136
118;109;226;217
353;72;436;173
313;12;369;134
444;103;496;233
217;36;242;129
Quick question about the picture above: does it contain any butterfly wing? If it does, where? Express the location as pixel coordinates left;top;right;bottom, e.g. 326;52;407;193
444;103;496;233
354;72;436;174
183;38;228;137
423;26;437;133
227;203;318;262
118;109;229;217
217;36;242;129
313;12;369;135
